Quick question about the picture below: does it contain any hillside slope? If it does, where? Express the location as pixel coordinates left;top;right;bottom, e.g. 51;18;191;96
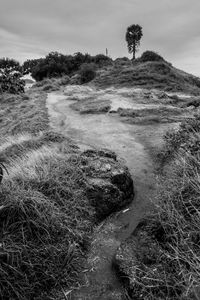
93;60;200;95
0;89;134;299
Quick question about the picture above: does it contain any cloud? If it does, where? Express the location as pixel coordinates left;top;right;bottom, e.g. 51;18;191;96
0;0;200;75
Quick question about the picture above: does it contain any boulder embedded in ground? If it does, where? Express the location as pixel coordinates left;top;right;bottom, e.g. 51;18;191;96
79;149;134;219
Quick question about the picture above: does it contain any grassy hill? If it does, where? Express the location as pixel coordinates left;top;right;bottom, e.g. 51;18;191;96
94;59;200;95
0;50;200;299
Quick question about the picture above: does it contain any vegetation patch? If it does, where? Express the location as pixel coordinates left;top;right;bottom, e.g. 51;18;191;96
114;115;200;300
0;145;95;299
0;88;95;299
0;85;134;298
139;50;165;63
23;52;112;81
93;59;200;95
117;105;188;124
0;136;134;299
0;91;48;136
0;58;25;94
79;63;97;84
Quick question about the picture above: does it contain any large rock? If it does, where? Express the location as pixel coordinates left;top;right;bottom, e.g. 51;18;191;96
79;149;134;219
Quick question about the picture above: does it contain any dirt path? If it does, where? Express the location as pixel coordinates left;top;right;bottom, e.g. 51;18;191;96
46;86;177;299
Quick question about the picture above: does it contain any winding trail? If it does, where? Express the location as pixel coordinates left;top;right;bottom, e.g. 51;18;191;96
46;86;176;299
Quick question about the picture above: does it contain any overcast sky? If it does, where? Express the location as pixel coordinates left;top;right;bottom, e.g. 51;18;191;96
0;0;200;76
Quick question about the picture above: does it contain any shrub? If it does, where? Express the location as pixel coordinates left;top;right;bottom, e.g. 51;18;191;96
22;58;43;75
93;54;112;66
0;58;25;93
140;51;165;62
114;57;131;67
31;58;69;81
79;63;96;84
29;52;112;82
31;52;93;81
0;73;25;94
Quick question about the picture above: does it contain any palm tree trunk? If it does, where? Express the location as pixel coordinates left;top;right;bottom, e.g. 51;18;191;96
132;41;136;60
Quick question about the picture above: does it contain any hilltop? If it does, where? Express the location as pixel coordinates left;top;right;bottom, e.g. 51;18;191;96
93;56;200;95
18;50;200;97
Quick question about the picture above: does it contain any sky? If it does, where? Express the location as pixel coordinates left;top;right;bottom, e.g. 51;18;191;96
0;0;200;76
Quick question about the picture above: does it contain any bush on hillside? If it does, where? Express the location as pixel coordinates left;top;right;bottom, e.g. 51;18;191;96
30;52;91;81
28;52;113;81
79;63;96;84
140;51;165;62
0;58;25;93
0;73;25;94
114;57;131;67
31;53;69;81
93;54;112;66
22;58;43;75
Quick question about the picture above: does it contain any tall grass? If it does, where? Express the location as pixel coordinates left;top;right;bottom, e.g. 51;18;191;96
0;139;95;299
127;115;200;299
0;84;98;298
154;152;200;299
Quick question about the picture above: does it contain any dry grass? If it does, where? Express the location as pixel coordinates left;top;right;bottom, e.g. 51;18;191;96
117;105;188;124
0;89;96;299
0;131;66;163
152;153;200;299
32;76;70;92
128;116;200;299
0;91;49;135
0;133;95;299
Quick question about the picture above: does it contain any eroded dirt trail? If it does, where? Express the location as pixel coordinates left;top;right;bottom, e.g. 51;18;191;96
46;86;176;299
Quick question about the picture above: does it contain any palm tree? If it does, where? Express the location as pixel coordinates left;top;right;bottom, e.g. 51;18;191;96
126;24;143;60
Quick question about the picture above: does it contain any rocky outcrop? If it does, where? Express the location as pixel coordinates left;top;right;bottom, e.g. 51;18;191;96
79;149;134;219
